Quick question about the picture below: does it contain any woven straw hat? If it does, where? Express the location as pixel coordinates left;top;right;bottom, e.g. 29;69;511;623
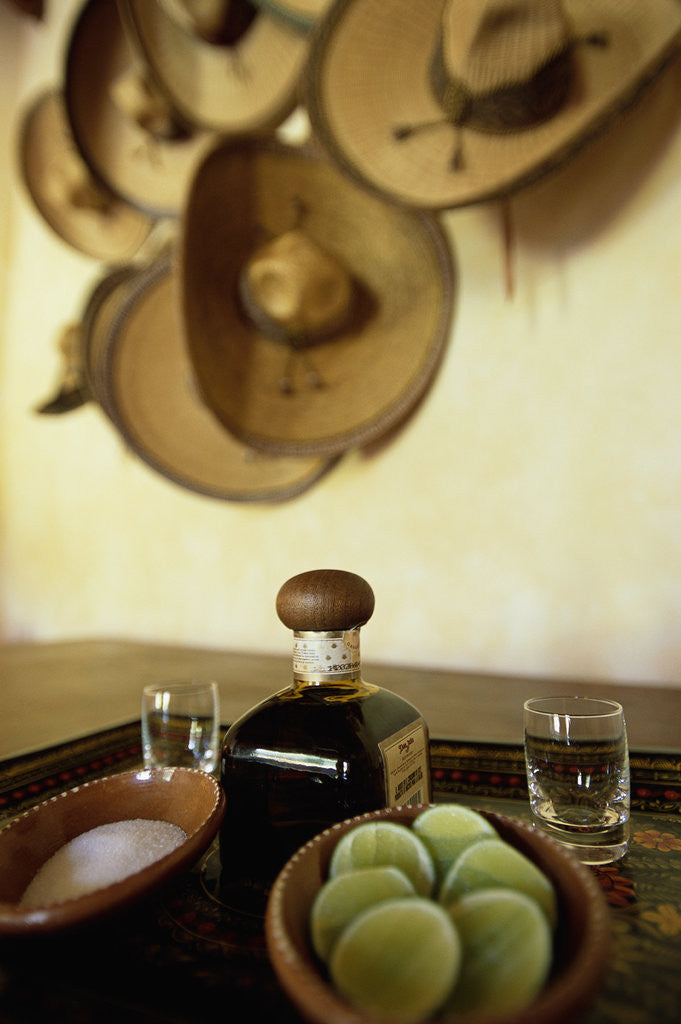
119;0;310;133
64;0;215;217
18;89;153;262
181;136;455;457
305;0;681;209
94;253;337;501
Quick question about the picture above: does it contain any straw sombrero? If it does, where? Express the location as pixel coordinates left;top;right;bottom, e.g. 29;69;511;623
96;253;338;501
181;136;455;457
64;0;215;217
305;0;681;210
18;89;154;262
119;0;310;134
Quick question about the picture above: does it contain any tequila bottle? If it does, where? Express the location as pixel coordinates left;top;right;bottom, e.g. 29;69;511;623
218;569;431;913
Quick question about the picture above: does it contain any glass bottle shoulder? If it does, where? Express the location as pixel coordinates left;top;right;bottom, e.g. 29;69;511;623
222;679;424;758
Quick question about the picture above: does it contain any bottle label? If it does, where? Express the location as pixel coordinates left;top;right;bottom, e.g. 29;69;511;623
292;631;361;680
379;719;431;807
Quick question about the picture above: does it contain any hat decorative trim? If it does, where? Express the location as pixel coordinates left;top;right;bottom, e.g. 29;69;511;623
403;33;608;171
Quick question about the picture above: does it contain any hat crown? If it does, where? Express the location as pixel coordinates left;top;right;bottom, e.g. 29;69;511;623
109;68;183;140
442;0;570;93
240;228;354;344
157;0;256;45
162;0;230;37
43;158;111;215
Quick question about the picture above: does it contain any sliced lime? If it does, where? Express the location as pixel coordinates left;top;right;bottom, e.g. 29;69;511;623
412;804;496;887
329;821;435;897
310;865;416;963
330;897;461;1024
439;836;558;927
445;888;552;1015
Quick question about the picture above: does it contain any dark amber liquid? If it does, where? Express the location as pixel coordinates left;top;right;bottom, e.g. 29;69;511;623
218;679;429;913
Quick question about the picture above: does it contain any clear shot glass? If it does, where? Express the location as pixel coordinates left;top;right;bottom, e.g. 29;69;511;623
523;696;630;864
142;679;220;774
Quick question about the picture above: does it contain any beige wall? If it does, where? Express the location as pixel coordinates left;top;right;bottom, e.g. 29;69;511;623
1;2;680;687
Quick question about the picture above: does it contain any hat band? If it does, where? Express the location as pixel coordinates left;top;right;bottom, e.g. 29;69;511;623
429;45;574;135
393;33;608;169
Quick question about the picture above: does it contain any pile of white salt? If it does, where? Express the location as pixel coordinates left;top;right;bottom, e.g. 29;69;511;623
20;818;187;908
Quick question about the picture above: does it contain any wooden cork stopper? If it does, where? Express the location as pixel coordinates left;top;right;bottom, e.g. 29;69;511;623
276;569;375;632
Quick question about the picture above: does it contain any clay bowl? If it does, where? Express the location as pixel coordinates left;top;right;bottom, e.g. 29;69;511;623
0;766;225;935
265;804;612;1024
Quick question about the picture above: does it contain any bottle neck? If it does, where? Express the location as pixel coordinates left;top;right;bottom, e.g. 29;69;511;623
291;629;362;683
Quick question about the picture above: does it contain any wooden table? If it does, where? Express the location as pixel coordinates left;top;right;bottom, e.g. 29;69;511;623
2;639;679;758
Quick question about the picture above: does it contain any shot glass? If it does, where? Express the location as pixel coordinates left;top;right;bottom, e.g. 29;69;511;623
523;696;630;864
142;680;220;774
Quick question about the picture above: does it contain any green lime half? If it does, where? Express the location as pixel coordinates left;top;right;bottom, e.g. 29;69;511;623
412;804;496;888
329;821;435;897
310;865;416;963
445;888;553;1015
330;897;461;1024
439;836;558;927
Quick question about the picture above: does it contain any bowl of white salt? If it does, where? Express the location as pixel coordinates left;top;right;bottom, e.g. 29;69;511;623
0;766;225;934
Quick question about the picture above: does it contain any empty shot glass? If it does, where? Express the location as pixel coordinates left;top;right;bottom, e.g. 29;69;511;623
142;679;220;774
523;696;630;864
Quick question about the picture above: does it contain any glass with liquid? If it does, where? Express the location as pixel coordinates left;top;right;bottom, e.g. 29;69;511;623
142;680;220;774
523;696;630;864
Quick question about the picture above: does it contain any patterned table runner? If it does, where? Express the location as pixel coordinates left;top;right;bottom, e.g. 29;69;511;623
1;726;680;1023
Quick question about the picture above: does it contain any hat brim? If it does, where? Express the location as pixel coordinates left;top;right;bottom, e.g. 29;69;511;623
18;89;153;261
98;254;338;502
120;0;310;133
181;136;456;457
81;265;143;411
64;0;215;217
305;0;681;209
251;0;331;32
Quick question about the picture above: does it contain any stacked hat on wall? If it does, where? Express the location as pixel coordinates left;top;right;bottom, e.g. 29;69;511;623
18;0;681;501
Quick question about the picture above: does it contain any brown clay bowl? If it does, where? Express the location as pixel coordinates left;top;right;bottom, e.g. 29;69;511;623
0;767;225;935
265;804;612;1024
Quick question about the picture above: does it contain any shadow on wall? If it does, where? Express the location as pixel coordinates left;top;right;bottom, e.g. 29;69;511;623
499;51;681;252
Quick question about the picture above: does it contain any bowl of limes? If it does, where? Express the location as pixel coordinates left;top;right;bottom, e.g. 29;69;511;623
265;804;611;1024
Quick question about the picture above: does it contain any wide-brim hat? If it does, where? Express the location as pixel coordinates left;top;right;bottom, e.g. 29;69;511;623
119;0;310;134
304;0;681;210
64;0;215;218
18;89;154;262
180;136;455;457
94;252;338;501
